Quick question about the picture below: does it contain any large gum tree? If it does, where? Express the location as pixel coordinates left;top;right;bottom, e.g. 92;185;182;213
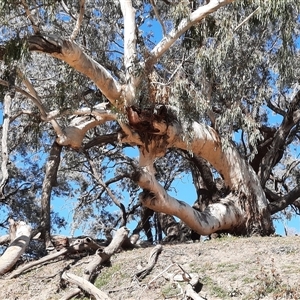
1;0;300;250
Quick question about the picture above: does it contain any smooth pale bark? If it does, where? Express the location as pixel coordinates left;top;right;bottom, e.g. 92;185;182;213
55;105;116;148
120;0;138;104
136;170;244;235
28;36;122;107
0;221;31;275
0;235;10;245
133;120;273;235
167;122;267;205
148;0;235;64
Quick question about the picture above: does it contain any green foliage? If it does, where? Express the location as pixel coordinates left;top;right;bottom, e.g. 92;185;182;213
3;37;29;65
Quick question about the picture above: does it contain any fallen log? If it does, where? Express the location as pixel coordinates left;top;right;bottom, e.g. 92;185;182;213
62;272;111;300
60;226;129;300
7;237;104;279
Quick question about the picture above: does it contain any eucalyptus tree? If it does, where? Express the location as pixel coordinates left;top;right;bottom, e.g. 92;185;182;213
1;0;300;248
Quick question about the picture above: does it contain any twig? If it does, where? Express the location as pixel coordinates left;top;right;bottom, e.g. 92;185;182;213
147;263;176;285
234;7;260;31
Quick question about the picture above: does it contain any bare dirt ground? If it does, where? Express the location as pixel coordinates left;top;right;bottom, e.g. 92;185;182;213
1;235;300;300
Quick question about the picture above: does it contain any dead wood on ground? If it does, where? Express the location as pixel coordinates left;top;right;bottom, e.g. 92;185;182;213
134;244;162;279
7;236;104;279
60;226;129;300
61;272;111;300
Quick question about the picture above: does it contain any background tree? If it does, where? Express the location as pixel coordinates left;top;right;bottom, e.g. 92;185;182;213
0;0;300;251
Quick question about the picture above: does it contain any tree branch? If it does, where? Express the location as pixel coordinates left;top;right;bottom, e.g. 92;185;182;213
134;168;244;235
84;133;118;149
120;0;138;104
28;35;122;107
267;185;300;214
61;272;111;300
84;150;127;227
150;0;166;36
260;90;300;186
16;69;66;140
148;0;234;65
70;0;85;41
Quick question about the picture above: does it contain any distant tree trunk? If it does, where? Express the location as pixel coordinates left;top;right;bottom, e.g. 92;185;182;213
0;219;31;275
0;69;15;199
40;141;62;248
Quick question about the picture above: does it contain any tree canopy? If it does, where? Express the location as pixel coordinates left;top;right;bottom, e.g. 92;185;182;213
0;0;300;253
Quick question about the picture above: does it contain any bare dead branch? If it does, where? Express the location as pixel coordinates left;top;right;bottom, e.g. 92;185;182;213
134;244;162;279
61;227;129;300
62;272;111;300
84;227;129;278
7;237;104;279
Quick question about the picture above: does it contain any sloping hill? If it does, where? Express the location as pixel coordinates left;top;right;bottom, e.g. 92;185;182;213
1;236;300;300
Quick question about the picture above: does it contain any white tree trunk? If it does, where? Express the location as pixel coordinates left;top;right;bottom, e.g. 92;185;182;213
0;220;31;275
134;121;273;235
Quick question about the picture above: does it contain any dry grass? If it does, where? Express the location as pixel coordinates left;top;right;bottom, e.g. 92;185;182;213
1;235;300;300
